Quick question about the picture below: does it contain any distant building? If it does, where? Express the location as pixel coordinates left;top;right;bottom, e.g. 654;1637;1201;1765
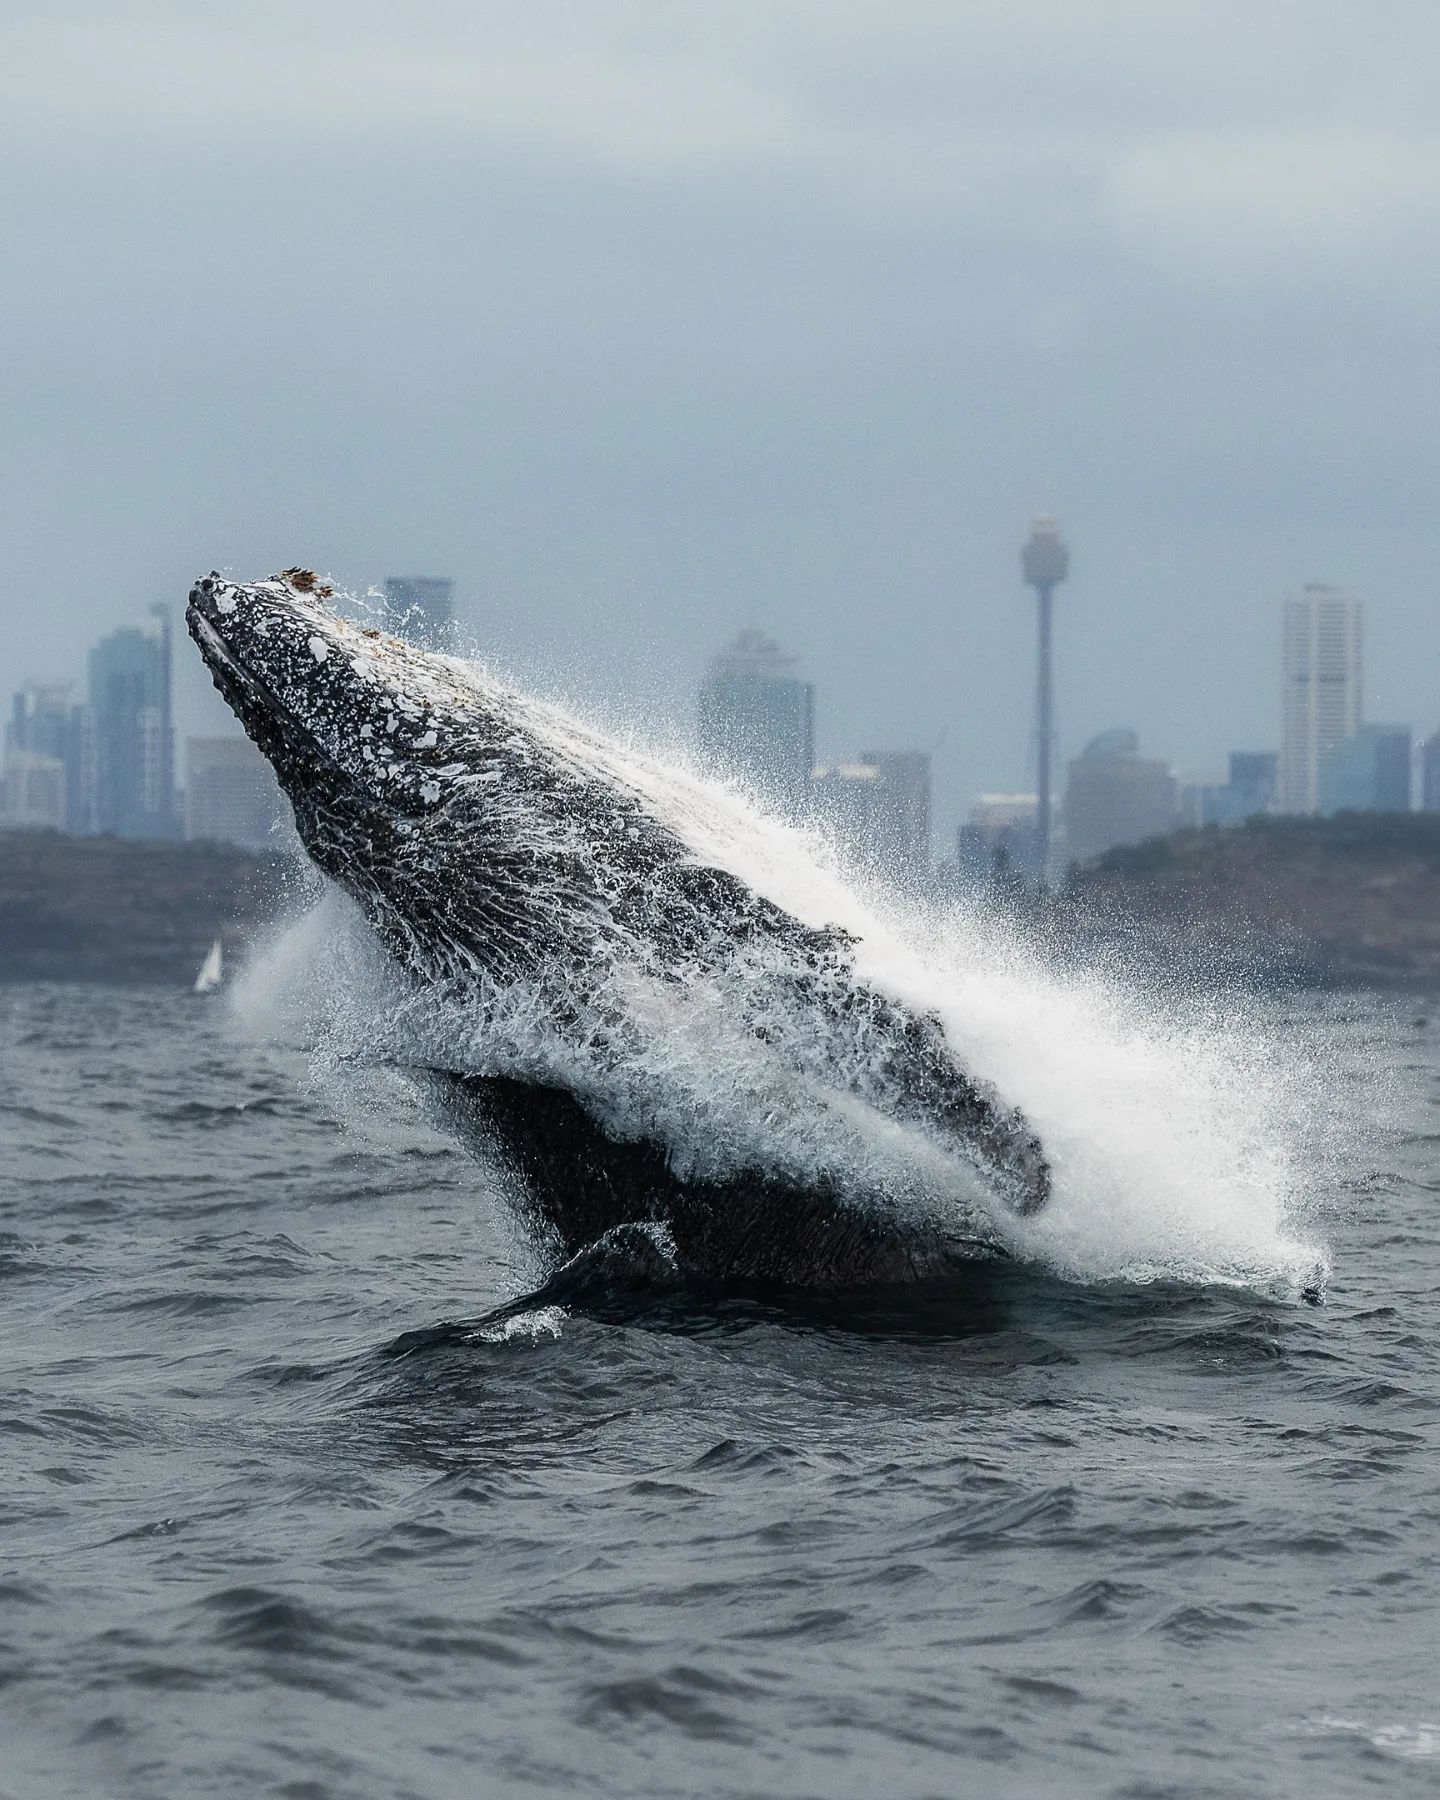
1179;751;1279;831
6;683;84;833
1178;781;1253;830
384;578;455;650
809;753;933;885
7;683;73;764
1229;751;1278;811
1422;731;1440;813
697;629;814;812
67;704;98;836
0;751;67;831
1279;584;1363;814
858;749;932;883
1064;729;1177;865
956;793;1040;886
1318;724;1412;815
811;763;891;871
87;606;177;839
184;737;287;849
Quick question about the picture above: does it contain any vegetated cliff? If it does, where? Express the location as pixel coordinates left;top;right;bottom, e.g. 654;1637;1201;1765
1059;812;1440;988
0;831;307;985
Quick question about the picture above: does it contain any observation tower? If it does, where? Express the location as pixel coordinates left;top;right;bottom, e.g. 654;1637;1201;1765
1020;517;1070;882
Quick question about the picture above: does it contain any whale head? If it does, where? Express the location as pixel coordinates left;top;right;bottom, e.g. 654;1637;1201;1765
186;569;557;976
191;564;485;774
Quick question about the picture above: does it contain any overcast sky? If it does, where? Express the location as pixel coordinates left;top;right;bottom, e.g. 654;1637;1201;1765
3;1;1438;835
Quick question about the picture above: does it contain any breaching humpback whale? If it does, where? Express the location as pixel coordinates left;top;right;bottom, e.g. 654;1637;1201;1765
188;570;1050;1286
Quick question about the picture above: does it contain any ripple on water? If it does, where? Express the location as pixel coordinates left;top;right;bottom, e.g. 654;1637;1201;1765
3;984;1440;1799
578;1664;763;1744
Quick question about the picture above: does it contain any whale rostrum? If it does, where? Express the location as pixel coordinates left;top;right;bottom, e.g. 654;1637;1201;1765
187;570;1051;1286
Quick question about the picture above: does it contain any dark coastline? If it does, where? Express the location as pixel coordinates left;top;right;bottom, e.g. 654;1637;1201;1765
1054;812;1440;991
4;813;1440;989
0;830;306;986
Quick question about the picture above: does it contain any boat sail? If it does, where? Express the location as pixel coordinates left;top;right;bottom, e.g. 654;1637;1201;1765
193;937;224;995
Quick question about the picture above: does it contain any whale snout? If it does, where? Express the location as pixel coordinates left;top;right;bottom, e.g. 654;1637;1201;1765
189;571;229;622
187;573;264;660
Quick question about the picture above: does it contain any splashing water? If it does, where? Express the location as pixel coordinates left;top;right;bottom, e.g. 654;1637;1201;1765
233;653;1331;1301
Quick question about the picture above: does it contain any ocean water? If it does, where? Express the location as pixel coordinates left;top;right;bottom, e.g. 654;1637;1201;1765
2;976;1438;1800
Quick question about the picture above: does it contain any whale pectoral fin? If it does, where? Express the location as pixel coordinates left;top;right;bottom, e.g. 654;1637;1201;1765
843;990;1052;1218
985;1106;1051;1217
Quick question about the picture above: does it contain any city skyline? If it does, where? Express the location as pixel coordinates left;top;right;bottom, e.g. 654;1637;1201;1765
5;6;1440;845
6;550;1430;848
6;568;1434;868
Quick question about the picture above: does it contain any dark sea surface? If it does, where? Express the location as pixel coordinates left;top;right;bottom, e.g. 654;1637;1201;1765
2;980;1438;1800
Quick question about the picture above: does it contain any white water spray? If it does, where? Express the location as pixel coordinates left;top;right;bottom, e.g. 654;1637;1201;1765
232;638;1329;1299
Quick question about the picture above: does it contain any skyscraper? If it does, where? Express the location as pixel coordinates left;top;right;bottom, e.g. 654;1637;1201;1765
697;629;814;811
1279;585;1363;814
87;605;177;839
384;578;455;650
808;752;932;886
1064;729;1178;865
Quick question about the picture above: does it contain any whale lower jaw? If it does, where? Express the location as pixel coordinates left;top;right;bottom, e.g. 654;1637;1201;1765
427;1072;1010;1287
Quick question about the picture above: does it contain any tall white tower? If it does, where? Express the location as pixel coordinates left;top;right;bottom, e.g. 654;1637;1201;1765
1279;584;1363;814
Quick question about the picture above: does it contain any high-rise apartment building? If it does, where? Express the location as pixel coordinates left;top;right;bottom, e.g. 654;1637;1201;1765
86;606;176;839
697;629;814;811
185;736;287;849
67;705;98;835
1279;585;1363;814
384;578;455;650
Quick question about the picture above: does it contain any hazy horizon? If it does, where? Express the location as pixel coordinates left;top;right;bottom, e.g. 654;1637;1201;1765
4;2;1438;837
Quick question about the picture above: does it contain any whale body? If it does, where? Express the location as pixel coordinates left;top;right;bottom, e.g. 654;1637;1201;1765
187;570;1050;1285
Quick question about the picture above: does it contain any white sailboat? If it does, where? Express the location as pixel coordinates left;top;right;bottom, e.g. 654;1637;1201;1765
193;937;224;995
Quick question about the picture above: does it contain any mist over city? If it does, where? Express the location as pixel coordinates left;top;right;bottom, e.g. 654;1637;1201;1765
5;9;1440;1800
